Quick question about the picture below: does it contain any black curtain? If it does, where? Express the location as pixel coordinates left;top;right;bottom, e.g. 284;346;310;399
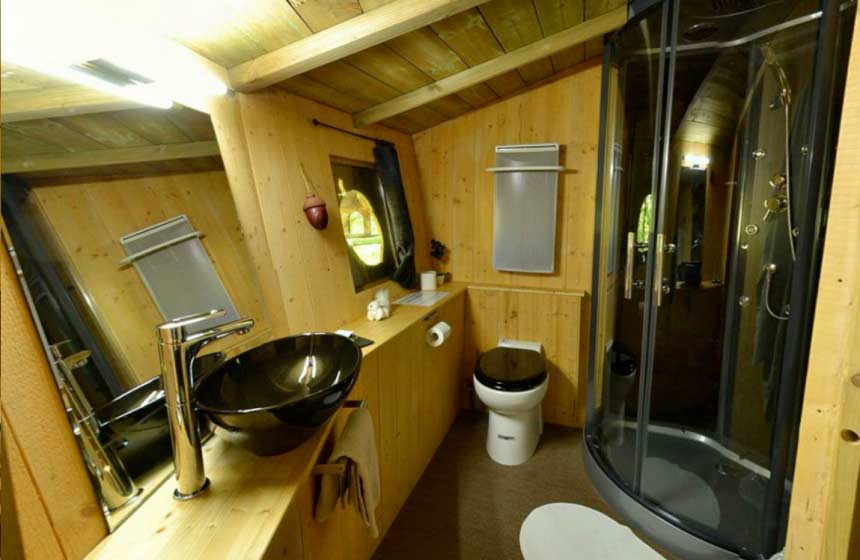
374;141;417;289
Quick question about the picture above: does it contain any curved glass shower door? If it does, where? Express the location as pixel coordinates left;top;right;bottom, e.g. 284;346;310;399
589;0;670;493
586;0;857;558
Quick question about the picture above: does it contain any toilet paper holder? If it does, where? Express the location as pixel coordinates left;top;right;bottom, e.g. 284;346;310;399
425;321;452;348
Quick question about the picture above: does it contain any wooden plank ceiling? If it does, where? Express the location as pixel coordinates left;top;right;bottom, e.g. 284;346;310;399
1;0;626;175
274;0;625;133
0;105;222;180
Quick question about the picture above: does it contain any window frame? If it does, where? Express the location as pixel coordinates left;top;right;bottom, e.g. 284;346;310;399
330;157;397;292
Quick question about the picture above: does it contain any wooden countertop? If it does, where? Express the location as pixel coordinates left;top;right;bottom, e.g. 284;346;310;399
85;283;467;560
344;282;467;358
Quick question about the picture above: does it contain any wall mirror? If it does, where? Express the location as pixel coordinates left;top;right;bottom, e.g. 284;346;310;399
1;94;269;529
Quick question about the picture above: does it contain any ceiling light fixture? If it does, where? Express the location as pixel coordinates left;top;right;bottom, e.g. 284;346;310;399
1;0;228;112
682;154;711;169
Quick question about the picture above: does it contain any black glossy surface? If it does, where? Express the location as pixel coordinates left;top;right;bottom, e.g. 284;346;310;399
95;353;223;478
195;333;361;456
475;347;546;392
96;375;171;479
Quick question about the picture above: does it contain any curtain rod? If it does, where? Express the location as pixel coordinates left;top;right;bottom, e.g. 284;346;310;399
311;118;392;145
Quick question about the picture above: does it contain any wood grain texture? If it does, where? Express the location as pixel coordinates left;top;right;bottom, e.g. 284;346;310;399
354;7;624;126
270;0;620;133
413;61;601;292
786;15;860;560
3;140;220;173
1;409;63;560
211;89;431;338
2;106;218;179
0;85;140;124
25;170;272;387
413;61;602;427
86;289;466;560
464;286;586;427
229;0;490;91
86;416;340;560
1;231;108;559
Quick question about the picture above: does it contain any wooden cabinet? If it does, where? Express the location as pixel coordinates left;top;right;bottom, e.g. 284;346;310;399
277;292;465;560
378;294;464;535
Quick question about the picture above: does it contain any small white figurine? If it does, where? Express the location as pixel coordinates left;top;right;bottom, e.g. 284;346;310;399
366;288;391;321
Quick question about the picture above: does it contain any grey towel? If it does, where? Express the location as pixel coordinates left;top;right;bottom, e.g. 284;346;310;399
314;408;381;537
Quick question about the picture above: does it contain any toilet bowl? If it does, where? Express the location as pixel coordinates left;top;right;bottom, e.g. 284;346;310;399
473;339;548;466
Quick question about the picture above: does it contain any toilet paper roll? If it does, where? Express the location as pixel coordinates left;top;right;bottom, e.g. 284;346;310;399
426;321;452;348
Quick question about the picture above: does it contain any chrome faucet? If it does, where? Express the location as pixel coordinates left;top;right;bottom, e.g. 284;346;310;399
157;309;254;499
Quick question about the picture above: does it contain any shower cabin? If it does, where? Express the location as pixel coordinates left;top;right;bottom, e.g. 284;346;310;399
584;0;856;558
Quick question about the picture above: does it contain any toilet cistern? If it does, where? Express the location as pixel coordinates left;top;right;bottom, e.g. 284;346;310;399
157;309;254;500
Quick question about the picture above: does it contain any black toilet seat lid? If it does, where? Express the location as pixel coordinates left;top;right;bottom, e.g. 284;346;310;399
476;347;546;392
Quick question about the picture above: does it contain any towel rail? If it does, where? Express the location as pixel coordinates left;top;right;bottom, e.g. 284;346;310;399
119;231;204;266
311;399;367;478
485;165;565;173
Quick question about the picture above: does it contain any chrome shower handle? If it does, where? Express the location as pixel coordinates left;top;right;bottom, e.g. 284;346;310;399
624;232;634;300
654;233;665;307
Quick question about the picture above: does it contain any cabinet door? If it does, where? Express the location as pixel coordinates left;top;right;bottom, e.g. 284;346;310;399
417;295;465;464
293;351;384;560
338;351;382;560
377;323;424;533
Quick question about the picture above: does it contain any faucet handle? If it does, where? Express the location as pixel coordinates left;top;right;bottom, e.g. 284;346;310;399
168;309;226;327
157;309;225;344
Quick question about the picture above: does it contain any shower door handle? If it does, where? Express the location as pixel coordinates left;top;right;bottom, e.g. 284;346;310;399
624;232;634;299
654;233;665;307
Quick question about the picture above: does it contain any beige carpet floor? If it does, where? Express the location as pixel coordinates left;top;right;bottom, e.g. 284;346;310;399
372;411;676;560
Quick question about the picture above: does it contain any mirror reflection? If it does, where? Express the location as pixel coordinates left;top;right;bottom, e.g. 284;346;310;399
1;99;268;528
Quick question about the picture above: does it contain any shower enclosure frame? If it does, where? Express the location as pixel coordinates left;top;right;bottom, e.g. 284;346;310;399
583;0;854;558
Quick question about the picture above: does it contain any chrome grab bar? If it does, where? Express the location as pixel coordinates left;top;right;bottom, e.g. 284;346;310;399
654;233;665;307
624;232;635;300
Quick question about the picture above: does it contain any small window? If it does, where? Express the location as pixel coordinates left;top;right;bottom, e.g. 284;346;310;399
331;160;395;291
636;193;653;252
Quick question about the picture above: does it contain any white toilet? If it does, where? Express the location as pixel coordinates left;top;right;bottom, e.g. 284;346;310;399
473;338;548;466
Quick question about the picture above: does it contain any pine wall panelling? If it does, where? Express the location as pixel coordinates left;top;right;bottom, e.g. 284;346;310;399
210;90;431;338
413;60;603;426
23;170;273;386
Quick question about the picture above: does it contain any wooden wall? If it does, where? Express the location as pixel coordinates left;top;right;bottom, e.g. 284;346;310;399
210;90;431;338
23;170;272;387
1;231;107;559
786;12;860;559
464;285;588;426
413;60;602;427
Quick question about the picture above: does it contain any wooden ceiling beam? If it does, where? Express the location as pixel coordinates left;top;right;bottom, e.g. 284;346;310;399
353;6;627;127
1;86;141;123
2;140;220;174
228;0;491;92
2;40;229;121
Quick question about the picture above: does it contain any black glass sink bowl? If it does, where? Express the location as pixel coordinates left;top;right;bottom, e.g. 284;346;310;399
195;333;361;456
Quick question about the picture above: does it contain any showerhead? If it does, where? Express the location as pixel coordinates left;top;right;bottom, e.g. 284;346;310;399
761;45;792;107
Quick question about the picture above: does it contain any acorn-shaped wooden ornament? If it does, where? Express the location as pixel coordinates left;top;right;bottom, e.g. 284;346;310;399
299;163;328;230
303;192;328;230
